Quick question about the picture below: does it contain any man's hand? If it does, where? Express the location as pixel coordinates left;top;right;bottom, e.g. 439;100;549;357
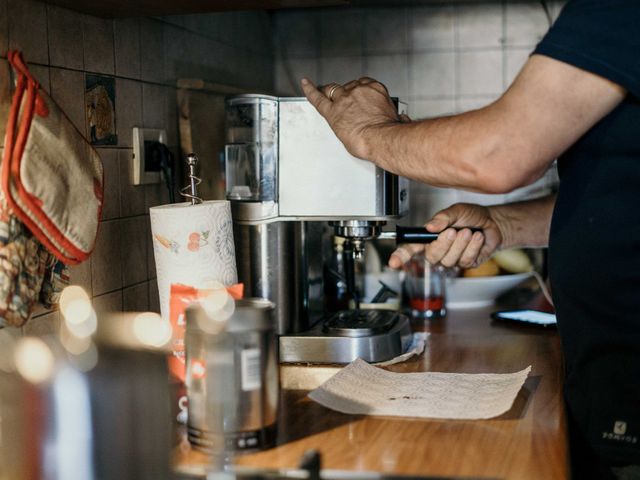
389;203;504;270
301;77;402;160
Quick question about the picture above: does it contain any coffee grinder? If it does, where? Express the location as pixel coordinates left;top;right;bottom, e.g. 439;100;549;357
224;95;413;363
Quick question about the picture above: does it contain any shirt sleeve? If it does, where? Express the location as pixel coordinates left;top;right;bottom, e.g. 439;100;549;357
533;0;640;98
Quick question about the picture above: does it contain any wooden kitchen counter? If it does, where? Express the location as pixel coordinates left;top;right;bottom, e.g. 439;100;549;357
175;303;568;480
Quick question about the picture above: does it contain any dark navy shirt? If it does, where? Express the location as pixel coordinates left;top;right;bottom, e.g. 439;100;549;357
534;0;640;469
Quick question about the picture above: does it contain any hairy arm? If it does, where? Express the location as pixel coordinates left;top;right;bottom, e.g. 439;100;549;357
303;55;625;194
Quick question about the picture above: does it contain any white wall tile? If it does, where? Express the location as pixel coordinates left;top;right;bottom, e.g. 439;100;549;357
115;78;142;148
83;15;115;75
50;68;86;134
273;11;318;58
142;83;166;130
0;0;7;56
115;18;141;79
455;3;503;49
409;51;455;98
97;148;120;221
119;149;146;217
364;54;409;101
410;5;455;51
69;260;92;297
165;87;178;147
27;63;50;93
93;290;123;316
319;10;364;57
8;0;49;65
121;216;148;287
505;3;552;48
91;219;123;296
319;56;364;85
505;48;532;87
458;50;503;96
275;57;318;96
47;5;84;70
365;8;407;55
123;282;149;312
409;99;456;119
140;19;164;83
233;12;272;55
23;311;60;336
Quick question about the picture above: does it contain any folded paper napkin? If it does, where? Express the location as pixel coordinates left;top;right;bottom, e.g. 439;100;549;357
309;358;531;420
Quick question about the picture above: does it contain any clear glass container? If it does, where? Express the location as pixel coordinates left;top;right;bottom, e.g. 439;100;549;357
224;96;278;202
403;252;447;320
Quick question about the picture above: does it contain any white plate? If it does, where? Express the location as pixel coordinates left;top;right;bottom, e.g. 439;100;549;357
447;272;533;309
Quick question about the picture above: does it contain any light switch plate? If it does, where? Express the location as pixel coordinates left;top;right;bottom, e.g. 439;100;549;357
131;127;167;185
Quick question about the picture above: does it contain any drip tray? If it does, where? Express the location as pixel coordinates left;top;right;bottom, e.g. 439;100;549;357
279;311;412;364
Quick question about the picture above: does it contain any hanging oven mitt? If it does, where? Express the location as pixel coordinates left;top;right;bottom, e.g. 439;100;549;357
2;51;103;265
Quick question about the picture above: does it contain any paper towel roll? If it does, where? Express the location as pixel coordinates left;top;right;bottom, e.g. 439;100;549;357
150;201;237;321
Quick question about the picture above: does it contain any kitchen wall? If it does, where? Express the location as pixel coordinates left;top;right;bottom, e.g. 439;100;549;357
0;0;273;335
272;1;564;225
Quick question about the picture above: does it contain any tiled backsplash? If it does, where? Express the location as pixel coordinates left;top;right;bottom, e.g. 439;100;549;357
0;0;564;335
0;0;273;334
272;1;564;225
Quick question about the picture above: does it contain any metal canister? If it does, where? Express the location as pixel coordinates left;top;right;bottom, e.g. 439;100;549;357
185;298;278;457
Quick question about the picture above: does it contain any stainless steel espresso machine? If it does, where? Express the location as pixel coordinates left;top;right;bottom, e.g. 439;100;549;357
224;95;412;363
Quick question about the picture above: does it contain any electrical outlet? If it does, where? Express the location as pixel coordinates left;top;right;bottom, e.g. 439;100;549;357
131;128;167;185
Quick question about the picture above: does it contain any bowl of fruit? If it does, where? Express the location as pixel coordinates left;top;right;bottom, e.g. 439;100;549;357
446;249;534;309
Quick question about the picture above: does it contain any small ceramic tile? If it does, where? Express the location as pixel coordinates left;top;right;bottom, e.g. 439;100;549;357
119;149;146;217
50;68;86;134
115;78;142;148
23;311;60;337
455;3;503;49
410;5;455;52
165;86;178;147
0;59;10;148
140;19;164;83
145;182;170;211
92;290;123;317
123;282;149;312
142;83;166;130
91;219;123;296
97;148;120;220
409;99;456;119
457;50;503;97
319;9;364;58
121;216;148;287
201;12;235;44
85;74;117;145
83;14;115;75
319;56;364;86
8;0;48;65
505;3;551;48
364;54;409;101
275;57;319;96
273;10;318;58
0;0;8;56
505;48;533;87
148;280;160;313
162;23;188;84
409;51;455;98
233;11;271;54
114;18;141;79
47;4;84;70
365;8;407;55
69;258;93;296
28;64;50;92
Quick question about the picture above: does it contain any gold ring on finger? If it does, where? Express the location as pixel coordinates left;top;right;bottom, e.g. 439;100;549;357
328;84;341;101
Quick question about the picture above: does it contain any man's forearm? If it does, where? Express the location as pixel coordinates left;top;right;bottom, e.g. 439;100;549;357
490;194;556;249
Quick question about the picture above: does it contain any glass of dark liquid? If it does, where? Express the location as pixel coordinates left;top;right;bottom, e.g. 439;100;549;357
403;252;447;320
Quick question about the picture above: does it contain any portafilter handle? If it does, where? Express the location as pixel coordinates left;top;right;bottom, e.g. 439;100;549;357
378;225;483;244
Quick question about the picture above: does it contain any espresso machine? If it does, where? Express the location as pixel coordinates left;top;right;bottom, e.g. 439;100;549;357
224;95;412;363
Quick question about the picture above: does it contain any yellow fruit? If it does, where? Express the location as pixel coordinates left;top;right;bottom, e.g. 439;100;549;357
463;259;500;277
493;249;533;274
